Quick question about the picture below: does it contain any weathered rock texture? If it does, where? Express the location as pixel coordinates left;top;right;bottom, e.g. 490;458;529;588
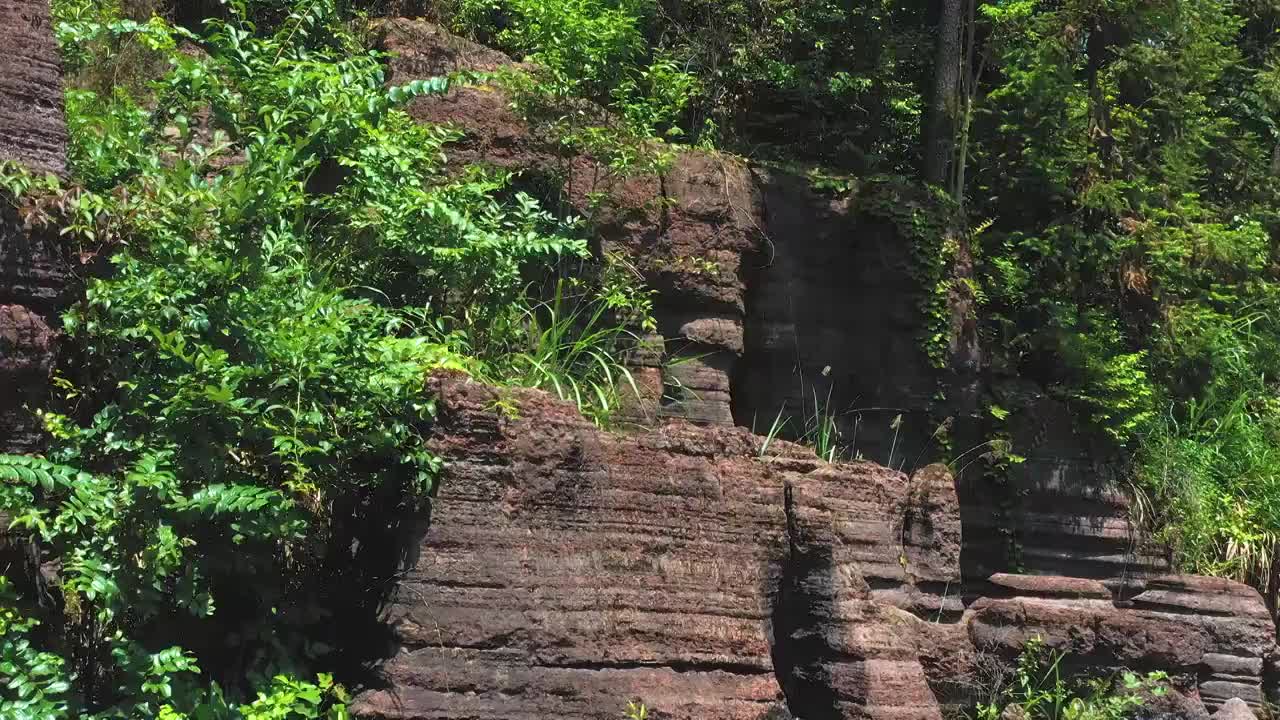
0;0;66;178
381;19;764;428
0;0;68;456
378;18;1160;589
0;13;1268;719
355;373;962;720
353;376;1276;720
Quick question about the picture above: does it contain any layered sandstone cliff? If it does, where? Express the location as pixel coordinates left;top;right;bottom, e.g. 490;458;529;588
353;374;1276;720
343;23;1279;717
4;10;1271;719
0;0;69;456
378;18;1163;588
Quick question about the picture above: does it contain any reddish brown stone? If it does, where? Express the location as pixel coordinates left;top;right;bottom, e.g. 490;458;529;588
0;303;56;453
0;0;67;177
379;18;763;427
0;0;68;457
985;574;1112;600
352;375;1276;719
353;373;960;720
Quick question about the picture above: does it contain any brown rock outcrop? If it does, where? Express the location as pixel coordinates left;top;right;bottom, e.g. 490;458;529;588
0;11;1269;720
0;0;67;178
377;19;1164;589
1212;698;1257;720
0;0;69;456
380;18;763;428
968;575;1273;712
354;376;1276;719
354;373;961;720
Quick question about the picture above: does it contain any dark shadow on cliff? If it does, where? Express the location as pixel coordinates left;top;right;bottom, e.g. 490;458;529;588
318;470;433;691
731;169;938;472
122;464;433;697
770;481;842;720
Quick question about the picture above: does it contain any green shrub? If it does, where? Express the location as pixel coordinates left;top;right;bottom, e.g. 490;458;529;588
975;638;1169;720
1;0;632;715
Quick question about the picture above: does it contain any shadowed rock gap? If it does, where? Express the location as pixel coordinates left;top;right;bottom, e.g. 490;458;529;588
772;482;842;720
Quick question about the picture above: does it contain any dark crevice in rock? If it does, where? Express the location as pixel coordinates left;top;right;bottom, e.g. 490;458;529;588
729;169;938;469
772;481;843;720
536;660;775;676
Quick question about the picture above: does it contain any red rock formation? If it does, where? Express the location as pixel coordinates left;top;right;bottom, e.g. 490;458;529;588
380;19;763;428
0;0;67;178
377;19;1161;590
968;575;1274;712
0;0;68;456
0;13;1259;717
353;373;961;720
353;375;1277;719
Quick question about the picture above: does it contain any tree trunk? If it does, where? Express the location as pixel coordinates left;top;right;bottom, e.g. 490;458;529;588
1086;21;1115;166
952;0;981;203
923;0;963;186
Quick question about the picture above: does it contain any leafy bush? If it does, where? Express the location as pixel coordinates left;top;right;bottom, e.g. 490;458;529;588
0;454;351;719
964;0;1280;590
441;0;700;182
499;0;649;101
975;638;1169;720
1;0;640;715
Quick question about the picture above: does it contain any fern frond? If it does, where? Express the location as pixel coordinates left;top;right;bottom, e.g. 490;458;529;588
0;454;92;493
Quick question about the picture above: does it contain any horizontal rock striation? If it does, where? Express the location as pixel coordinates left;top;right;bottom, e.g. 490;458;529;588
967;575;1274;713
354;376;1276;720
0;0;68;457
0;0;67;178
356;22;1280;718
353;373;962;720
377;18;1164;589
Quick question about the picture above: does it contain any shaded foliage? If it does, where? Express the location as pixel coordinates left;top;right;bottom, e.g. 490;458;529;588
0;0;647;716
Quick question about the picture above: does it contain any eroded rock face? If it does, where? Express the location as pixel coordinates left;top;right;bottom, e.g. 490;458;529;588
968;575;1274;713
0;0;68;456
354;373;961;720
0;0;67;178
353;376;1276;720
378;19;1163;589
381;18;764;429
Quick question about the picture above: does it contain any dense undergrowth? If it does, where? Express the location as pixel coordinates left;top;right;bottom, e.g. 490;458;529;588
0;0;651;715
974;638;1172;720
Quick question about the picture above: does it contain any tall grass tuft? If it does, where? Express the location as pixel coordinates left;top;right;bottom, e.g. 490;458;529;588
803;385;843;463
1138;382;1280;597
476;280;642;427
511;284;640;424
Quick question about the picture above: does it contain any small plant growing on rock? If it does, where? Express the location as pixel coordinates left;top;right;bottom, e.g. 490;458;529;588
974;637;1169;720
